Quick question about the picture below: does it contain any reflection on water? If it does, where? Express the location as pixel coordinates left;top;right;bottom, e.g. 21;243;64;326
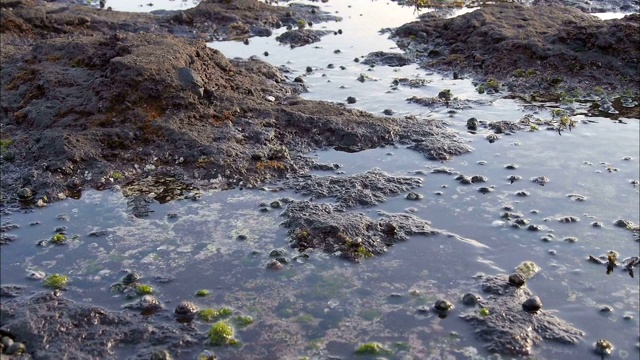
1;0;639;359
96;0;201;12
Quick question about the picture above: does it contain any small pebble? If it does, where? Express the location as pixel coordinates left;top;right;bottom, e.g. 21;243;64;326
2;337;14;348
5;342;26;355
269;200;282;209
196;350;217;360
434;299;453;312
599;305;613;313
150;349;172;360
266;259;283;270
522;296;542;313
508;273;525;287
594;339;614;356
405;192;423;200
461;292;480;306
269;249;286;257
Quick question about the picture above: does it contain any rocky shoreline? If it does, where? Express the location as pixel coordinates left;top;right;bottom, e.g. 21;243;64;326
0;0;479;207
392;2;640;101
1;0;638;207
1;0;639;358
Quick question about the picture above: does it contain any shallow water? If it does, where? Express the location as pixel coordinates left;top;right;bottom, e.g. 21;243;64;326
2;0;639;359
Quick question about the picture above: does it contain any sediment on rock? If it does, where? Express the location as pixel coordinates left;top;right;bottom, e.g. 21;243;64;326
461;274;584;355
0;292;200;358
284;170;423;209
0;0;475;205
281;201;438;261
392;3;640;96
275;29;333;48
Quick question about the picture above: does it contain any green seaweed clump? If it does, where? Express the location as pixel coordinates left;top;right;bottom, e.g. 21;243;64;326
136;284;154;295
208;322;237;346
234;315;254;327
43;274;69;289
485;78;500;91
355;342;389;355
111;171;124;181
437;89;452;101
356;246;374;259
50;233;67;244
218;307;233;317
195;289;211;297
0;138;13;152
516;260;541;279
198;308;219;322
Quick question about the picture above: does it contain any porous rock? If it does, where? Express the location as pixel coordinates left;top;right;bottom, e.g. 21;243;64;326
461;274;584;355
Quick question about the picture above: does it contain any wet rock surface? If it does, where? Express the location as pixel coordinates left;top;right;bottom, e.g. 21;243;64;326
392;3;640;98
461;274;584;355
0;292;199;359
281;201;438;261
361;51;413;67
275;29;333;48
0;0;471;205
536;0;639;14
0;1;637;359
167;1;340;41
284;170;422;209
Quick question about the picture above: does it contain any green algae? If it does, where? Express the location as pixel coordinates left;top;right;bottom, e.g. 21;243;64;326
195;289;211;297
136;284;154;295
234;315;254;327
50;233;67;245
208;322;236;346
355;342;390;355
43;274;69;289
198;308;220;322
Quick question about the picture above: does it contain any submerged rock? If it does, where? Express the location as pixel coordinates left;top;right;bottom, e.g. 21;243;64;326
281;201;437;261
122;272;142;286
266;259;284;270
284;170;422;209
0;292;198;358
434;299;454;312
461;274;584;355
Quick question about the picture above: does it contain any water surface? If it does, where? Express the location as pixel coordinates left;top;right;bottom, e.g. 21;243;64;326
1;0;639;359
